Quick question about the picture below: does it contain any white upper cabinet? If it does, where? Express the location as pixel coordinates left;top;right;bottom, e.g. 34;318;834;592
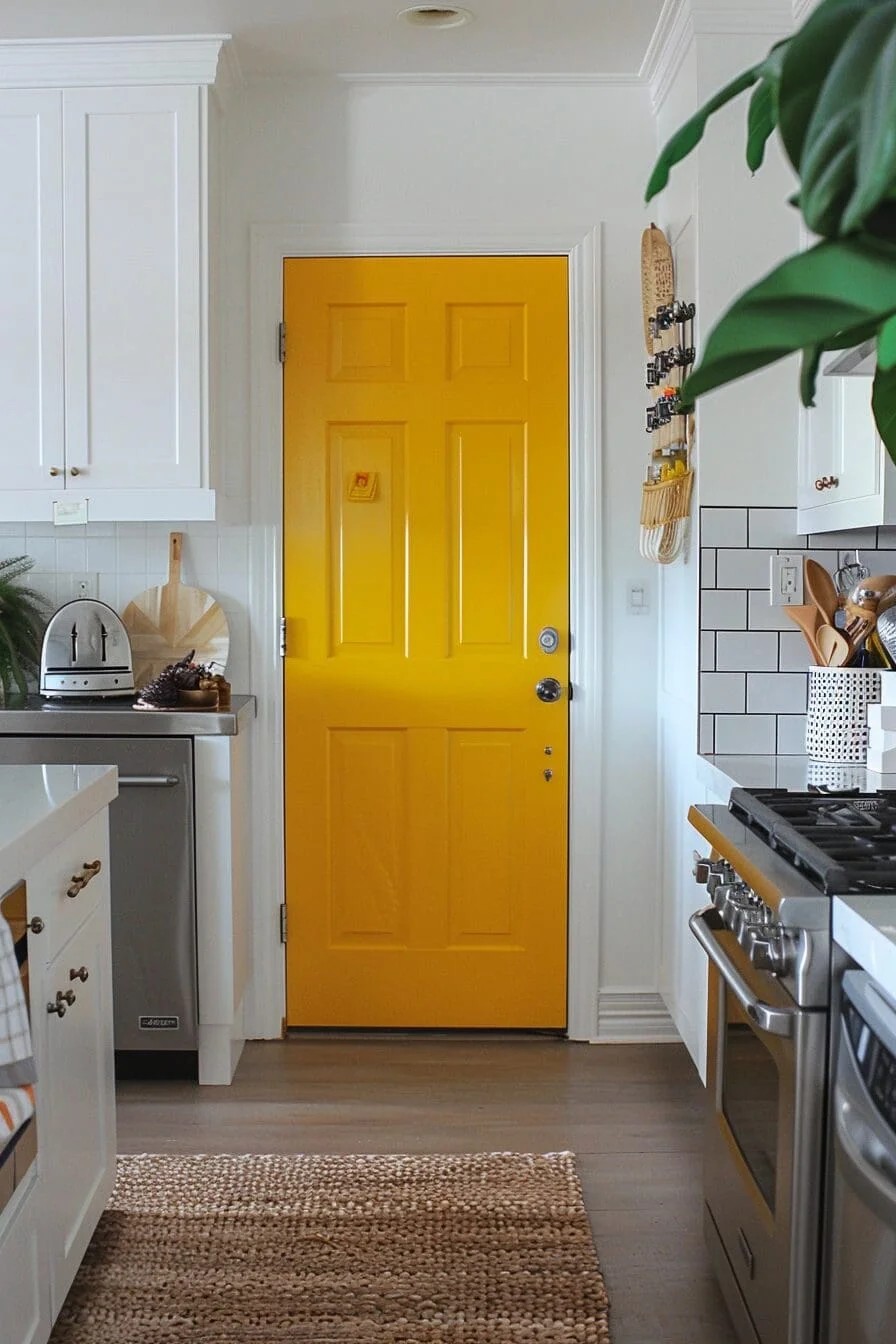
0;91;64;492
63;86;202;497
0;38;226;522
797;361;896;533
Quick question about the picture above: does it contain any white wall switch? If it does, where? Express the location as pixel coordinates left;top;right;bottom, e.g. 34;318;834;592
770;553;804;607
628;583;648;615
68;573;99;600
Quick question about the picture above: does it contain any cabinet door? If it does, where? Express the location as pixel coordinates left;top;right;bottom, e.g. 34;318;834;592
62;85;203;492
0;1180;49;1344
40;901;115;1314
797;370;883;527
0;91;65;493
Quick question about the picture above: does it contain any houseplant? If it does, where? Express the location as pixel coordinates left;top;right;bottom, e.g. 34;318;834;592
646;0;896;459
0;557;48;702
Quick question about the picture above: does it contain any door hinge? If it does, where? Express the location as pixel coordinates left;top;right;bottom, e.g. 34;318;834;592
279;616;287;657
280;903;288;944
278;321;287;363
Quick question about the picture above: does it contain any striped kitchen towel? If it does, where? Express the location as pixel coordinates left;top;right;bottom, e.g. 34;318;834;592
0;910;36;1088
0;1084;35;1143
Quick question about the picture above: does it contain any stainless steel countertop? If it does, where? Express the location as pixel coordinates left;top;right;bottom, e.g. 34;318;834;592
0;694;255;736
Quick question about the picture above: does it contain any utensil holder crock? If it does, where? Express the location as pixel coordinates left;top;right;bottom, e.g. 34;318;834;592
805;667;882;764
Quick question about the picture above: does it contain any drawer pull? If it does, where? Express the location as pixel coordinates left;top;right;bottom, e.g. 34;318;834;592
66;858;102;899
814;475;839;491
69;966;89;983
47;1000;66;1017
28;916;45;934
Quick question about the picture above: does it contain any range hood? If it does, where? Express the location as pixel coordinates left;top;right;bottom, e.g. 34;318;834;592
824;339;876;376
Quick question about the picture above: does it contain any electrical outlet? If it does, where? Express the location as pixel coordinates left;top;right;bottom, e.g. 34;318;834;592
68;573;99;601
770;553;804;607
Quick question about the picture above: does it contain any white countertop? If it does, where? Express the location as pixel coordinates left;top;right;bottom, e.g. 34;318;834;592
697;753;896;799
834;896;896;1003
0;764;117;886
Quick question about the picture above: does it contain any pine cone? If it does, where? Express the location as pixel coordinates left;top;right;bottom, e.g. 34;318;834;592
138;664;180;707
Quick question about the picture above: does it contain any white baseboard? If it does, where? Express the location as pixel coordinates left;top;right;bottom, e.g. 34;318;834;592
592;991;681;1043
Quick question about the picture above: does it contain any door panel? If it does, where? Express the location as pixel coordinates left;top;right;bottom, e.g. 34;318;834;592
283;256;569;1027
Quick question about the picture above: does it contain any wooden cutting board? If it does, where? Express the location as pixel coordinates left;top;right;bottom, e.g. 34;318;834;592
121;532;230;688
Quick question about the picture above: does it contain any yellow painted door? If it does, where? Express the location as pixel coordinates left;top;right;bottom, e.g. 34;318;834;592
283;256;569;1028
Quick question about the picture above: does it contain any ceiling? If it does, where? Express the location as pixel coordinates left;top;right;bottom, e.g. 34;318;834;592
0;1;666;79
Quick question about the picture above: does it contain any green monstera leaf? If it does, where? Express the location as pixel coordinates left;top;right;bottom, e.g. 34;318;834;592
644;0;896;464
680;236;896;403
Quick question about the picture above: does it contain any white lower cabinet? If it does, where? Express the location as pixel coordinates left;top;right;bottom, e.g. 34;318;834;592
40;902;115;1313
0;1189;47;1344
0;806;115;1344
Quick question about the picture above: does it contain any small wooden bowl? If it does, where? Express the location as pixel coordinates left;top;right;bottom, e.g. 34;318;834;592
177;688;218;708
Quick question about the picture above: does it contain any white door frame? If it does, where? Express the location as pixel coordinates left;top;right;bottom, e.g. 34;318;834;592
244;222;603;1041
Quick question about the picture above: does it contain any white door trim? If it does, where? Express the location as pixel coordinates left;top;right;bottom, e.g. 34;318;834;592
244;222;603;1041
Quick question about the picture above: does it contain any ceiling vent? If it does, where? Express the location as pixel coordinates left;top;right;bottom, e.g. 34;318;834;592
397;6;474;28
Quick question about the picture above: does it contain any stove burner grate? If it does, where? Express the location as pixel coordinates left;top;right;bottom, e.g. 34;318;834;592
729;787;896;895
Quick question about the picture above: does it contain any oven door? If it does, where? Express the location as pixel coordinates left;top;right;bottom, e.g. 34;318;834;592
691;906;827;1344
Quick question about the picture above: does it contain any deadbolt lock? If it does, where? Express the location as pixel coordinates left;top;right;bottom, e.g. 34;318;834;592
538;626;561;654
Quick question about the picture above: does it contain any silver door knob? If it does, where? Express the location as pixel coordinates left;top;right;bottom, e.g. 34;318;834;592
535;677;564;703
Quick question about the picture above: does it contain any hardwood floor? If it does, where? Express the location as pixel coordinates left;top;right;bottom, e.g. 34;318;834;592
116;1037;737;1344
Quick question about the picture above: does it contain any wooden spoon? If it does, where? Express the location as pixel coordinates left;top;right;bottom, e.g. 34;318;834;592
817;623;852;668
785;603;824;665
804;558;840;628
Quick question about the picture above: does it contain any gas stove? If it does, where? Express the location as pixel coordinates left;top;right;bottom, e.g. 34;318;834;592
689;783;896;1344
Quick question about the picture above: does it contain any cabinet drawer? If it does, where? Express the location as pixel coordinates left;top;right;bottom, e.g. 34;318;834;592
25;811;109;962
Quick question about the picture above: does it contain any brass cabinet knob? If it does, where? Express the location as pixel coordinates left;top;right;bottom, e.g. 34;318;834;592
49;467;62;477
47;1000;66;1016
69;966;89;982
28;916;45;934
69;466;82;477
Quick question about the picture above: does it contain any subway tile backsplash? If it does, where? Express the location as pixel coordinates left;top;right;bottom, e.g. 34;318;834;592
0;521;251;691
699;507;896;755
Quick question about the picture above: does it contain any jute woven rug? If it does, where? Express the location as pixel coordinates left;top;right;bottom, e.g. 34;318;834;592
50;1151;610;1343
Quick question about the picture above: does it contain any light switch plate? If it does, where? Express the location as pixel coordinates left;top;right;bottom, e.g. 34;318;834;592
770;553;804;606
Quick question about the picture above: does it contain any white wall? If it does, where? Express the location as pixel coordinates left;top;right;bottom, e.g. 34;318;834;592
651;2;801;1070
220;76;668;1025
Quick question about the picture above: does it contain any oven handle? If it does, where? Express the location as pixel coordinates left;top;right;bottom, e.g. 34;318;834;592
118;775;180;788
689;906;797;1038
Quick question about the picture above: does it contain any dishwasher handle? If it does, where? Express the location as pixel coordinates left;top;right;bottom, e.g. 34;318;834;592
689;905;797;1038
834;1086;896;1231
118;775;180;788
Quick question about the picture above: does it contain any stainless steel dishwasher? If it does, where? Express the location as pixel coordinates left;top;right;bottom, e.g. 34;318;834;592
0;735;197;1072
827;969;896;1344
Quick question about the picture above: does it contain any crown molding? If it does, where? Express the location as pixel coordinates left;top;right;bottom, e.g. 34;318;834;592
640;0;692;116
216;39;245;94
0;35;230;88
642;1;792;116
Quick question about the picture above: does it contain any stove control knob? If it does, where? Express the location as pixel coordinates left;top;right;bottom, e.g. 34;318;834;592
770;930;798;977
712;881;739;912
693;853;733;893
746;925;796;976
721;889;753;931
